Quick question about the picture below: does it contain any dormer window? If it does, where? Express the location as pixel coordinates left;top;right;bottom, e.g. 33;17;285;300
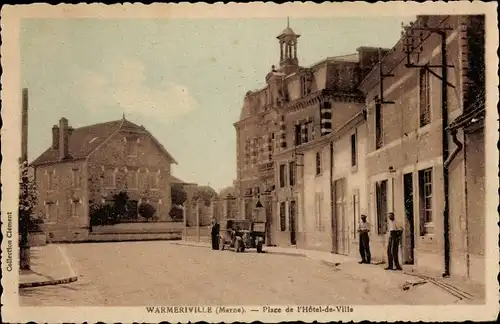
300;75;308;97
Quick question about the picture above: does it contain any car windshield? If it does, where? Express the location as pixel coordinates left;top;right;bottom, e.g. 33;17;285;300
232;221;251;231
253;222;265;232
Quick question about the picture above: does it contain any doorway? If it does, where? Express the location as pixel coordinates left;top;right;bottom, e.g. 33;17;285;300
334;178;349;255
403;173;415;264
289;200;297;245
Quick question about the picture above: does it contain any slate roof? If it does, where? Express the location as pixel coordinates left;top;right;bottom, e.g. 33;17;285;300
31;118;177;166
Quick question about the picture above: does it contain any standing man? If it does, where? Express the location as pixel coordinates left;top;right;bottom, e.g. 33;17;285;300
210;218;220;250
385;212;403;270
358;214;371;264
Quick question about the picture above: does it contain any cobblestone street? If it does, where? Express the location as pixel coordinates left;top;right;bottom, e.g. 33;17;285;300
20;241;462;306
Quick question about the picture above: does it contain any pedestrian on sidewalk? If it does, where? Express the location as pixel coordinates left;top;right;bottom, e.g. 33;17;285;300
358;214;371;264
210;218;220;250
385;212;403;271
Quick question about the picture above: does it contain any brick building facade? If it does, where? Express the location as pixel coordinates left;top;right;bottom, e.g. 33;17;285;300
31;116;177;242
359;15;485;284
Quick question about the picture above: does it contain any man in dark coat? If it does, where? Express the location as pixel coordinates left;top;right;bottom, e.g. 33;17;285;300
211;218;220;250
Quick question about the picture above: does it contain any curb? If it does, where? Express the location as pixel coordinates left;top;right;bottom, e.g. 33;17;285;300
171;241;310;259
265;251;307;258
19;276;78;289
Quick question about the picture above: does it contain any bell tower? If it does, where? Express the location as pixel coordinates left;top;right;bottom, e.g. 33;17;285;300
277;17;300;75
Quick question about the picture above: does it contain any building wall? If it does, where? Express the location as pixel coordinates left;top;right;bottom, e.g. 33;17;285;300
300;143;332;252
35;160;88;242
464;129;485;284
87;128;173;222
362;15;485;280
332;122;369;258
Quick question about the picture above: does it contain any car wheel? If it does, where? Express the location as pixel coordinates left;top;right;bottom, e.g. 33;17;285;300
256;242;263;253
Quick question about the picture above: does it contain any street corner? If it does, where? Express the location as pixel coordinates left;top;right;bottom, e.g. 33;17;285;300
19;244;78;289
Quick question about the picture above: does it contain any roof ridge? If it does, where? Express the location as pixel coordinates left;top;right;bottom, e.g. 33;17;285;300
71;119;123;131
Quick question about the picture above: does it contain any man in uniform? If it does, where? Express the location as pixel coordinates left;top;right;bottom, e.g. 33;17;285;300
358;214;371;264
386;212;403;270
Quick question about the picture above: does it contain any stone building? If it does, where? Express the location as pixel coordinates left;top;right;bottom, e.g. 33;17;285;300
234;22;382;248
31;116;177;242
359;15;485;284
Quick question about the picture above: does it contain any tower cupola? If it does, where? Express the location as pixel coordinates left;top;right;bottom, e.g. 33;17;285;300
277;17;300;75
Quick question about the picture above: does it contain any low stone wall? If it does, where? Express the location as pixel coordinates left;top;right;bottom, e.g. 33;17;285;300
87;231;181;242
91;221;184;234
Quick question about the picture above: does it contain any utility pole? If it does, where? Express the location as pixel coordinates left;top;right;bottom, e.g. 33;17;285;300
401;19;455;278
20;88;30;270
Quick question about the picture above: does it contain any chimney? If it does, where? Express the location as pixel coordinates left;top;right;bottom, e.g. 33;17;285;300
59;117;69;159
52;125;60;149
21;88;28;162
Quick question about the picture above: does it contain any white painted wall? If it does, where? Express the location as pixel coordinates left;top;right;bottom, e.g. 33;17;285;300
332;122;368;247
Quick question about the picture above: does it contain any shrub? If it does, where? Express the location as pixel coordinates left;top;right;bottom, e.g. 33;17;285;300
138;203;156;221
169;205;184;222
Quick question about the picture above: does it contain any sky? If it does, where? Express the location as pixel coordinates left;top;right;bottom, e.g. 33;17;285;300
21;16;415;192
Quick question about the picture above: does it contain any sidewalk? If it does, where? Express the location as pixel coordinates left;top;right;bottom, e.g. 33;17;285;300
19;244;78;289
170;240;482;303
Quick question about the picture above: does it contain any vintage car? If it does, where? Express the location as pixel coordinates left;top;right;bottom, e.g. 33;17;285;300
219;219;266;253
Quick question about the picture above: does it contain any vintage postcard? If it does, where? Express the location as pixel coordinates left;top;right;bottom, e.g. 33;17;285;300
1;2;498;323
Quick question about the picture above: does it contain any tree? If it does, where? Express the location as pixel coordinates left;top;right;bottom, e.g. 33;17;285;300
139;202;156;221
219;186;236;199
171;183;188;206
112;191;130;221
19;161;38;270
193;186;218;207
19;162;38;223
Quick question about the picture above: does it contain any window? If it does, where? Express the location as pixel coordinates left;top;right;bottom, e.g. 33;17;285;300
126;169;138;189
46;170;55;190
289;161;296;186
71;200;81;217
300;75;308;97
352;189;360;238
315;193;324;231
375;102;383;149
104;168;116;188
419;168;433;235
149;170;160;189
294;125;301;146
71;168;80;188
244;140;250;167
279;164;286;188
419;68;431;127
307;121;314;141
125;138;138;157
375;180;388;234
138;169;147;188
44;201;57;222
316;152;322;175
351;132;357;167
280;202;286;231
